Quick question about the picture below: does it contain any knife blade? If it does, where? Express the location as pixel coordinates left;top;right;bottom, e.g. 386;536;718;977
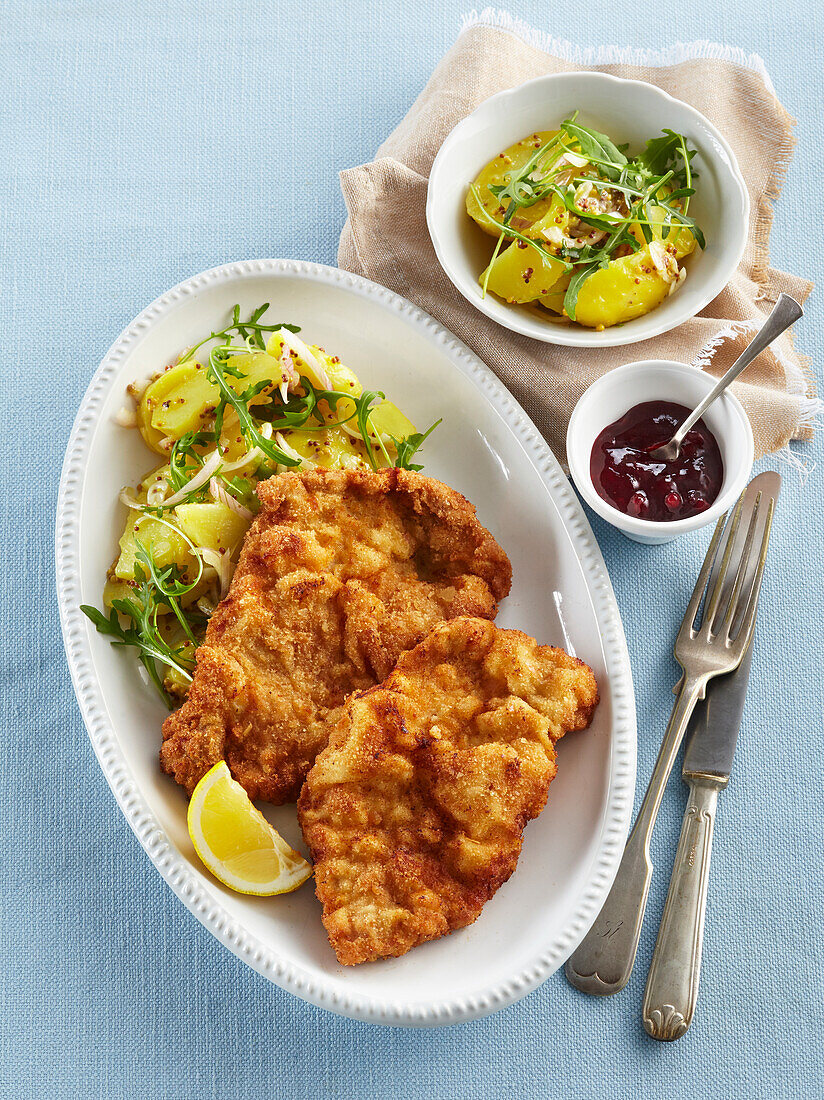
682;638;754;784
682;464;770;783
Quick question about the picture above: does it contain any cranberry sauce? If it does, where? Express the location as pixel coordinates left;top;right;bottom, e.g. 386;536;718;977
590;400;723;522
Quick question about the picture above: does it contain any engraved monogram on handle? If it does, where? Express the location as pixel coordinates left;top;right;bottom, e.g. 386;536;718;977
642;779;720;1039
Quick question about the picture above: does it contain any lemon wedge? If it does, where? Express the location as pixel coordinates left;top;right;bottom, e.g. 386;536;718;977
187;762;312;895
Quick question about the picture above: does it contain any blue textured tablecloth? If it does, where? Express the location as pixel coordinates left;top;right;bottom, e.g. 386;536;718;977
2;3;822;1097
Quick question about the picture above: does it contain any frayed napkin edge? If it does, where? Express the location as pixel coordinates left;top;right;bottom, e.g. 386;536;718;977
461;9;779;96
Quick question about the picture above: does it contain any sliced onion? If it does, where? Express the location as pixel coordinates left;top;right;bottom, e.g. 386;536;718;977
199;547;233;598
278;345;299;402
146;477;169;506
209;477;253;520
114;405;137;428
559;150;589;169
669;267;688;296
541;225;564;246
278;328;331;390
119;488;144;511
162;449;222;508
196;594;216;617
276;431;314;468
649;240;679;283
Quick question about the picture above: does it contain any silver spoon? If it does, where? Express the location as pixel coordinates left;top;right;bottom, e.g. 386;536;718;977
647;293;803;462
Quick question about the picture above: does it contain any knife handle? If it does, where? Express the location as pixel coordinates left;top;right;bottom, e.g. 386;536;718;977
642;777;721;1040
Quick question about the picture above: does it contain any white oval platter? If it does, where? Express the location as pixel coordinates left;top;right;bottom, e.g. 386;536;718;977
56;259;636;1027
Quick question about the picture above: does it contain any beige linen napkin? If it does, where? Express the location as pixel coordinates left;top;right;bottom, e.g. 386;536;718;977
338;11;817;468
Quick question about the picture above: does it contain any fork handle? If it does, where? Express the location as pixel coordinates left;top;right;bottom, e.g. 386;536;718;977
565;676;705;995
642;777;721;1040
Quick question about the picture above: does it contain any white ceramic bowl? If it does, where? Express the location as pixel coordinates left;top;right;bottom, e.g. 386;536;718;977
427;72;749;347
567;360;754;545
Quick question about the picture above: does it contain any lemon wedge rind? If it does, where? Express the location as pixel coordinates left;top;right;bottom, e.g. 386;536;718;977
187;761;312;896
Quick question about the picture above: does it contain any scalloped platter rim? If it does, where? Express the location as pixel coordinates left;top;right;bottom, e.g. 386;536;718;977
55;258;636;1026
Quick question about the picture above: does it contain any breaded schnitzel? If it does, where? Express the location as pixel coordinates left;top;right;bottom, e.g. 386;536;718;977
297;616;598;965
160;469;511;803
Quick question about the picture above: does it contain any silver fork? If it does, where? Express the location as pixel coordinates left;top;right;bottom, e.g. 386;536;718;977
565;472;779;996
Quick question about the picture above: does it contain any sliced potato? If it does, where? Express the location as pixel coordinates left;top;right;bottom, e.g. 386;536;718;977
174;501;250;556
480;242;566;304
366;401;416;441
103;577;139;608
140;353;287;442
113;515;189;580
136;392;170;455
467;131;563;237
574;246;672;328
277;428;370;470
141;362;216;439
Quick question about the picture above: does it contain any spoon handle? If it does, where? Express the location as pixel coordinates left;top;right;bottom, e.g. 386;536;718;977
671;293;803;448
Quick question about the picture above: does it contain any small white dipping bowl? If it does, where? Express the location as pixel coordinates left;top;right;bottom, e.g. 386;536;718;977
427;72;749;347
567;361;754;545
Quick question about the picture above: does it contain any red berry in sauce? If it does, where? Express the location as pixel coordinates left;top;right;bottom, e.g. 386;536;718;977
627;491;648;517
590;401;723;522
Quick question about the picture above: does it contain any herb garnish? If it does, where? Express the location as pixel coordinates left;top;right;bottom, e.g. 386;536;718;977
473;117;704;320
81;538;205;707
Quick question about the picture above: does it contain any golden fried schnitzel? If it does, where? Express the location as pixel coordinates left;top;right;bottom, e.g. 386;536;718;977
297;616;598;965
160;469;511;804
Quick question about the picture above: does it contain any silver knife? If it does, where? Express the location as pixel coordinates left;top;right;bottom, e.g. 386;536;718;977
641;634;756;1040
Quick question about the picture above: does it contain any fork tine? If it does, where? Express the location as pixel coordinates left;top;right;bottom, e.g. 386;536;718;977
702;494;745;631
676;511;729;645
715;491;763;638
728;492;776;652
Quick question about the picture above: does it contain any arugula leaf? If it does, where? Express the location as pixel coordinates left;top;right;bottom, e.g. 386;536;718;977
178;305;300;366
206;347;301;468
563;260;608;322
353;389;386;471
390;420;442;471
82;589;196;709
82;603;174;705
637;130;683;177
133;541;200;648
560;120;628;180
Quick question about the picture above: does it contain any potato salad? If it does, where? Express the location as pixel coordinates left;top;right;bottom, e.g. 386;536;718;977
82;304;438;705
466;115;704;329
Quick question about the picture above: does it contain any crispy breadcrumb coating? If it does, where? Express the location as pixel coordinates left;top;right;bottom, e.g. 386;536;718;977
160;469;511;803
297;616;598;965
